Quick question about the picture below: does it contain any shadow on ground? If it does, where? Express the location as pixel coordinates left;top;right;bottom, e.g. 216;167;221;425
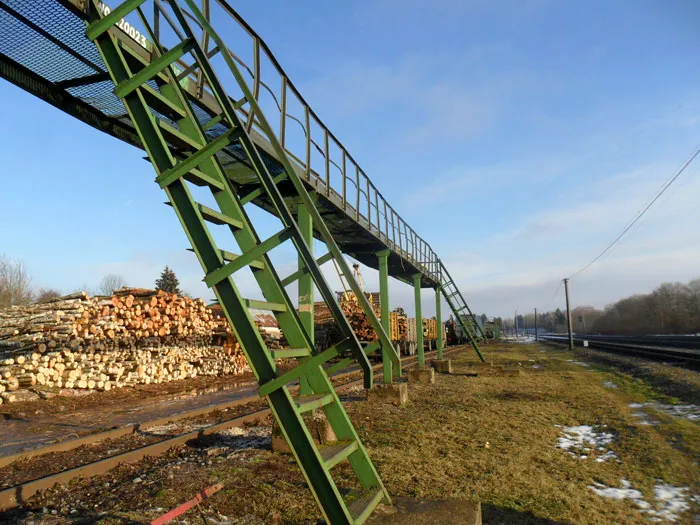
482;504;569;524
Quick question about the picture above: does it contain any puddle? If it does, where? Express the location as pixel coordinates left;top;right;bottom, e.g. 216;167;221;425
215;426;271;450
567;360;591;367
556;425;617;462
142;423;197;436
588;479;697;522
629;402;699;423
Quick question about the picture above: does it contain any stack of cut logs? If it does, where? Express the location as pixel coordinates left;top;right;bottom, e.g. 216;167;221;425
312;293;380;350
0;288;277;402
390;308;408;342
339;297;378;342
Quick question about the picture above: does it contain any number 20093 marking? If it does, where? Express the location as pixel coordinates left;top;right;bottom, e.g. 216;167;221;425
97;2;149;50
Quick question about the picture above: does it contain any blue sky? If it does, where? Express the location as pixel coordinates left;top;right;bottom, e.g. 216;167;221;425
1;0;699;318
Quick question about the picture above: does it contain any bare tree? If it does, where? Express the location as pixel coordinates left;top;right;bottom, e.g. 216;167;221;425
0;255;33;308
98;274;126;296
36;288;62;303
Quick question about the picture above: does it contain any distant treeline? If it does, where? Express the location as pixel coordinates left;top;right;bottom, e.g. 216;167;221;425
511;278;700;336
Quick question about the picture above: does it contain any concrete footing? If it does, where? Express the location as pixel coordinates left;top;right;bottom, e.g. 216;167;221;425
431;359;452;374
367;383;408;407
367;496;481;524
407;367;435;384
272;411;336;454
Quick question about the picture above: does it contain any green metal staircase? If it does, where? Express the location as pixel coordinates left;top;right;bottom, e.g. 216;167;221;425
439;260;486;361
84;1;391;522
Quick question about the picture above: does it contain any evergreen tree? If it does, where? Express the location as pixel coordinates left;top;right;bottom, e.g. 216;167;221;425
155;266;182;295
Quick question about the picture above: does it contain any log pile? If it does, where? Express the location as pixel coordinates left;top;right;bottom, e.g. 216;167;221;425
390;308;408;342
0;289;274;403
311;293;380;351
1;289;224;347
339;298;377;342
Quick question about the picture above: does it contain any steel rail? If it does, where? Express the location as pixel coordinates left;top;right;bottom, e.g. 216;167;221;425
0;345;469;512
540;335;700;366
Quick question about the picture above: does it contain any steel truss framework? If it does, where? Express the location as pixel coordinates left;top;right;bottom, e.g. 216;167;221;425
0;1;487;522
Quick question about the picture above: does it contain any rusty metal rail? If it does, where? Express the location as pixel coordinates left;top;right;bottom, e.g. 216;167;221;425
0;345;468;512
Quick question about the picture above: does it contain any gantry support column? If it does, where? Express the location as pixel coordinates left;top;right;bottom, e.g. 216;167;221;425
297;200;314;395
377;249;393;384
407;273;434;384
413;273;424;368
436;286;443;359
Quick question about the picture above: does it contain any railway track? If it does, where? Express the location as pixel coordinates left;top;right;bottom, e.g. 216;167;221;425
540;334;700;366
0;346;466;511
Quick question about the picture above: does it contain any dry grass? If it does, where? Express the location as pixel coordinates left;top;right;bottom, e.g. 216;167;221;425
6;342;698;524
342;342;699;524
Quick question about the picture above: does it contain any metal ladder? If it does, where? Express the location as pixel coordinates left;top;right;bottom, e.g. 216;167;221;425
439;260;486;361
85;1;390;522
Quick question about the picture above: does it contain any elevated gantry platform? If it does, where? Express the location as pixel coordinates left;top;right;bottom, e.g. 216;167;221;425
0;1;486;522
0;0;436;286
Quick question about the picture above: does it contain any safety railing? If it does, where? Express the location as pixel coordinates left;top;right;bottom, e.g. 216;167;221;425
146;0;441;281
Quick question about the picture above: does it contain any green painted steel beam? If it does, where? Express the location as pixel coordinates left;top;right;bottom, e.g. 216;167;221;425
436;286;443;359
280;251;334;287
377;249;392;384
85;0;145;41
298;200;314;396
270;348;311;359
114;39;194;99
203;227;293;287
180;0;397;385
155;128;241;188
244;299;287;312
239;172;288;205
89;2;388;521
413;273;424;368
258;338;354;398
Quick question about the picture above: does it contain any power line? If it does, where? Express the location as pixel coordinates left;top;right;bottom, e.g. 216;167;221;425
543;279;563;311
569;144;700;279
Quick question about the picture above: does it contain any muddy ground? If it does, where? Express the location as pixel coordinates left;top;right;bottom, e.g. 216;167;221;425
1;342;698;524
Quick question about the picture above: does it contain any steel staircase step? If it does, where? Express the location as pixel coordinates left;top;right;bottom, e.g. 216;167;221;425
294;393;334;414
114;39;195;99
156;128;242;187
85;0;146;40
239;172;288;205
319;440;359;470
139;84;187;119
196;203;244;229
178;167;226;191
269;348;310;359
347;487;385;524
204;227;294;287
244;299;287;312
157;118;203;151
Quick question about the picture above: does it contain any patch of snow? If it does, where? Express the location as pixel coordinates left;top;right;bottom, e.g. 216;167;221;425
143;423;196;436
569;360;591;367
602;381;618;389
589;480;697;522
215;425;271;450
629;402;699;423
557;425;617;462
588;480;650;509
649;483;692;522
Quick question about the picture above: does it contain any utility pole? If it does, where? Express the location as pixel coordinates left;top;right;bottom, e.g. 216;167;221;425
564;278;573;350
525;315;528;338
534;308;538;341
